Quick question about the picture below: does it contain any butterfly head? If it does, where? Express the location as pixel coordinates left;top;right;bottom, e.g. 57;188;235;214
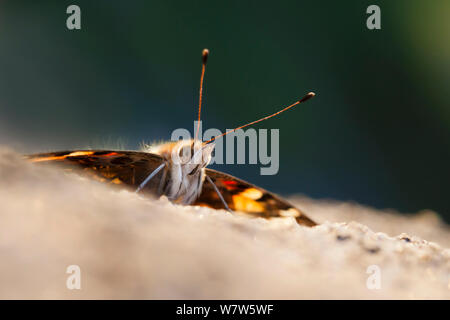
150;139;215;173
173;139;215;171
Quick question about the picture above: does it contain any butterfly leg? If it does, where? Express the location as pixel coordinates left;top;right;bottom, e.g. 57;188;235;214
157;167;168;196
135;163;166;193
206;175;233;213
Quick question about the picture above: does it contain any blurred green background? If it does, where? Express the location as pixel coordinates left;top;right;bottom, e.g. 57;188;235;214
0;1;449;221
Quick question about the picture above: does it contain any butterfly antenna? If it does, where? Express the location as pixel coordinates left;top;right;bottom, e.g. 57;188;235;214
195;48;209;141
203;92;315;145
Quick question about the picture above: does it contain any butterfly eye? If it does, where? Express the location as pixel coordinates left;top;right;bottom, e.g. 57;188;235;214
178;146;192;162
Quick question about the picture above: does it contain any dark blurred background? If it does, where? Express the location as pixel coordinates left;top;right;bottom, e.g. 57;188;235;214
0;1;449;221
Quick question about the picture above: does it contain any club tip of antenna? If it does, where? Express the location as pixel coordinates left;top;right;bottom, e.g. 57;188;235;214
300;92;316;103
202;49;209;64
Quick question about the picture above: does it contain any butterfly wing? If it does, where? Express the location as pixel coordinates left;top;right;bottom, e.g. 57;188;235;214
27;150;166;196
195;168;316;226
28;151;316;226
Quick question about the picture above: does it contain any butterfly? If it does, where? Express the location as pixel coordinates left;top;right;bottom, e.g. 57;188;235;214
27;49;317;227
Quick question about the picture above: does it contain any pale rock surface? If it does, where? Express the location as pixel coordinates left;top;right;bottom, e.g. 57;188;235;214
0;147;448;299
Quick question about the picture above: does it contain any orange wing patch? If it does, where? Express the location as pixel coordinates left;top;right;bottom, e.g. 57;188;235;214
29;151;121;163
239;187;263;200
232;194;265;213
30;151;95;162
110;177;123;185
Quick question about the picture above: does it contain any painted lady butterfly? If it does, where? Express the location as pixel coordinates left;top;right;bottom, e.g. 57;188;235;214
28;49;316;226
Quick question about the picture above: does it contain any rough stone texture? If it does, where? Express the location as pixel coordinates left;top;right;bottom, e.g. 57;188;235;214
0;147;448;299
